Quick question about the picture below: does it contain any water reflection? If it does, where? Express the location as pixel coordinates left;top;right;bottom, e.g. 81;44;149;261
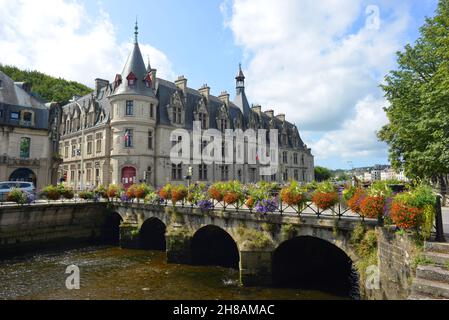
0;246;347;300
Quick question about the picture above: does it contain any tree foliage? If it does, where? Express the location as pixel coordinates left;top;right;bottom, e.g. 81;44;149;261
0;65;92;105
314;166;333;182
378;0;449;193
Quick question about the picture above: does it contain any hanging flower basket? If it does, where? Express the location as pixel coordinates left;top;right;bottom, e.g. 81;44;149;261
360;196;385;219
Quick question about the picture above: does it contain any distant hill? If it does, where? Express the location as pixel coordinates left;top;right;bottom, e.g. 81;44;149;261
0;65;93;106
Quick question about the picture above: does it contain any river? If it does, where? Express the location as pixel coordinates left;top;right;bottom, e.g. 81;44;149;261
0;246;345;300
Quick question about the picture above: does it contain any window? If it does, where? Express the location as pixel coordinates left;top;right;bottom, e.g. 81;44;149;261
87;141;93;155
173;106;182;124
72;145;77;157
271;174;277;182
220;119;227;132
283;151;288;164
199;164;208;180
23;112;32;124
171;164;182;180
150;104;154;118
294;170;299;181
86;169;92;183
199;113;207;129
64;146;69;158
127;72;137;86
294;153;298;165
124;129;133;148
148;130;153;150
20;137;31;158
70;170;75;181
96;139;102;153
0;80;2;88
302;170;306;181
283;170;288;181
0;110;3;118
10;112;19;120
301;155;305;166
126;100;134;116
220;165;229;181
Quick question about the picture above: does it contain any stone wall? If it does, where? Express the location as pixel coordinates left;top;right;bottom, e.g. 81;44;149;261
373;227;419;300
0;202;109;256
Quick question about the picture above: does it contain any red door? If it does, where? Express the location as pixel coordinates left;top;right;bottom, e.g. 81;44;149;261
121;166;136;189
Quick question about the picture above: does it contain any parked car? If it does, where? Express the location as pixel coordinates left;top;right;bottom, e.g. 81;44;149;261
0;181;35;201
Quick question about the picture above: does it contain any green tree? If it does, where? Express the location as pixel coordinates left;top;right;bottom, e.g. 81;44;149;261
314;166;333;182
378;0;449;199
0;65;92;105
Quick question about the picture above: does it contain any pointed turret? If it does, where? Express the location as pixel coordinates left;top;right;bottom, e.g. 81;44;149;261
233;63;250;120
111;22;155;97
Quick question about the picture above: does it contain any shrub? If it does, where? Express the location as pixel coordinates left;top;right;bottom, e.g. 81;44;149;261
360;196;385;219
94;185;108;198
171;184;188;204
159;184;172;201
390;201;422;229
280;180;304;206
42;185;61;200
134;183;151;200
79;191;94;200
144;191;163;205
57;184;74;200
107;184;120;198
347;188;367;214
7;188;26;204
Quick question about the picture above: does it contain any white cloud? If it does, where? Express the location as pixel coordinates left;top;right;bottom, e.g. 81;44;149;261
311;96;388;160
0;0;175;87
222;0;412;164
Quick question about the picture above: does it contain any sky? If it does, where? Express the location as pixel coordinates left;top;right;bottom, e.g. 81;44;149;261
0;0;440;170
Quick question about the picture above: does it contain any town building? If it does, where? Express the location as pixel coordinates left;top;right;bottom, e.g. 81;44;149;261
0;71;60;189
58;24;314;189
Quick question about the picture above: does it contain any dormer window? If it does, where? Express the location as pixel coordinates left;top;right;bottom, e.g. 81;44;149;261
127;72;137;86
114;74;122;89
144;74;152;88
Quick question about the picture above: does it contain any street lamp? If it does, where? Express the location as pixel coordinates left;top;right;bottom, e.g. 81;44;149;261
186;166;193;189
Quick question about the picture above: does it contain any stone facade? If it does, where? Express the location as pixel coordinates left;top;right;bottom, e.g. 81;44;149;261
0;202;108;256
0;71;60;189
58;25;314;189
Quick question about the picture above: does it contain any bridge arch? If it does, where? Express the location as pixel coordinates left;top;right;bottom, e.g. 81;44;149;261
272;235;360;299
139;217;166;250
191;225;240;269
102;212;123;245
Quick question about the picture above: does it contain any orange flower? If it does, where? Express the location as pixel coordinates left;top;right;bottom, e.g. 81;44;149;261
347;189;366;213
360;196;385;219
391;201;422;229
312;192;338;210
223;192;239;205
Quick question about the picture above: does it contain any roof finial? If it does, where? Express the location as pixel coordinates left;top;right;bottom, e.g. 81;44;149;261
134;17;139;44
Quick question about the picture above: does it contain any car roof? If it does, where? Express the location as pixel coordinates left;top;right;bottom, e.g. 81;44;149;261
0;181;33;184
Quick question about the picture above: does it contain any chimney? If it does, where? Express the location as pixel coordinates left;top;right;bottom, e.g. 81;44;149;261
95;78;109;96
198;84;210;100
276;114;285;122
251;105;262;114
218;91;230;105
175;75;187;94
264;110;274;118
150;68;157;90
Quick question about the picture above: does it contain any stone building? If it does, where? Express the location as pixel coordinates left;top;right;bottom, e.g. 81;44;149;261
0;70;60;189
58;25;314;189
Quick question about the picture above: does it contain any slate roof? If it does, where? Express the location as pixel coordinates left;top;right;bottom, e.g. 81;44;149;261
0;71;49;130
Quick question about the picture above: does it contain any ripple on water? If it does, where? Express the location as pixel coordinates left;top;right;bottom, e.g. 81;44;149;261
0;246;347;300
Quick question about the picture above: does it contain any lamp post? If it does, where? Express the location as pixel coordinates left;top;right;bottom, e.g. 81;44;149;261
186;165;193;189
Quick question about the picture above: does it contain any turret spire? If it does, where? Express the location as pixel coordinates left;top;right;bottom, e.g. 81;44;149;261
235;63;245;93
134;18;139;44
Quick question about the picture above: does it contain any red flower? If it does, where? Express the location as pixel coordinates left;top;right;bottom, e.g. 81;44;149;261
360;196;385;219
312;192;338;210
390;201;422;229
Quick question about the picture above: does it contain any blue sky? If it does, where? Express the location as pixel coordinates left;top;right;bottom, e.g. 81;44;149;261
0;0;440;170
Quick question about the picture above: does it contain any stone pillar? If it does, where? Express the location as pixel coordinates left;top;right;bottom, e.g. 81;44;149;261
240;250;273;286
166;224;192;264
119;223;140;249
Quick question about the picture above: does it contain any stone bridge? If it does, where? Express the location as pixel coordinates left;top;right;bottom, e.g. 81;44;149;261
111;202;379;297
